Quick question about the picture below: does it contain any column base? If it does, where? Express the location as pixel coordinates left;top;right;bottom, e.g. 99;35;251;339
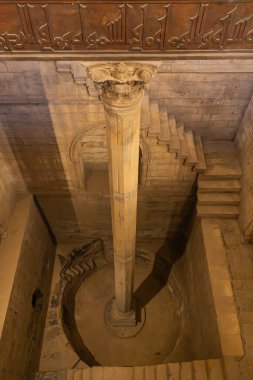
110;299;137;326
104;298;146;338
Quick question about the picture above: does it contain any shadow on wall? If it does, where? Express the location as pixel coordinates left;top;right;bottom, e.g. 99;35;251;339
134;191;194;309
134;236;187;310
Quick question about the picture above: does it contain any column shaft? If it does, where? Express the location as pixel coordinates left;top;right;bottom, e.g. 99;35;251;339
104;102;141;314
87;62;156;326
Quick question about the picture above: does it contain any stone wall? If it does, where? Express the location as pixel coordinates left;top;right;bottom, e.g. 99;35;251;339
187;216;253;379
235;94;253;242
233;119;253;370
0;161;16;240
217;219;253;380
39;243;87;373
40;239;193;370
0;60;252;242
0;197;56;380
184;218;222;359
40;230;230;370
36;358;242;380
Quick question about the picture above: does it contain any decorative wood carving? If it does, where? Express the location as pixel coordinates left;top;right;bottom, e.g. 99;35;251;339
1;2;253;55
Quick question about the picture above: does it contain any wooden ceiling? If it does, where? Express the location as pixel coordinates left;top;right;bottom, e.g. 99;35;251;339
0;1;253;57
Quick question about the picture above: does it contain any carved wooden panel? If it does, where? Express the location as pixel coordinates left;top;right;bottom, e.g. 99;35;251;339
1;2;253;54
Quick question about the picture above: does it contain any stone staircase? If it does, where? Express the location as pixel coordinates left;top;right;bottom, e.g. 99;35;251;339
147;99;206;173
60;239;106;282
144;99;242;219
60;240;107;367
36;358;241;379
197;179;241;218
196;142;242;219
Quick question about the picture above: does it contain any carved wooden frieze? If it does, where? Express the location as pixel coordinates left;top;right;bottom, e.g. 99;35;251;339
1;2;253;54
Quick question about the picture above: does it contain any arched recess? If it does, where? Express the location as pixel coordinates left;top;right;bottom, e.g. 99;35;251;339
69;122;150;192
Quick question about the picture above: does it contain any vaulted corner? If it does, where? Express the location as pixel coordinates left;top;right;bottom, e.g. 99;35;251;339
1;1;253;379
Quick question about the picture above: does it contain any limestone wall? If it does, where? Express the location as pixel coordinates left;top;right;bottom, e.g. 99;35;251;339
235;95;253;242
188;216;253;379
39;243;87;373
40;231;229;370
0;162;16;240
0;60;253;243
39;238;200;370
216;219;253;380
0;197;56;380
184;218;222;359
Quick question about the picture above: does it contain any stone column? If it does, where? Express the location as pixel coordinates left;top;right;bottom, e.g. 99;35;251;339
87;62;156;331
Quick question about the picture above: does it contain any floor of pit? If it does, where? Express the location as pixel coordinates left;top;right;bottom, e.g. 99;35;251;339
74;262;183;366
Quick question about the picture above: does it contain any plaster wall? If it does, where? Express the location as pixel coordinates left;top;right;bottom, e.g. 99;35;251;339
0;197;56;380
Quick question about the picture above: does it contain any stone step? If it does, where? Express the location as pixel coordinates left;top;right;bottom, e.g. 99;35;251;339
197;192;240;205
176;122;189;160
158;105;170;144
168;114;180;153
141;92;151;130
197;204;239;218
146;104;241;185
199;172;241;180
198;179;241;193
202;141;242;179
152;107;207;173
185;130;198;166
36;358;241;380
149;99;161;136
194;136;206;173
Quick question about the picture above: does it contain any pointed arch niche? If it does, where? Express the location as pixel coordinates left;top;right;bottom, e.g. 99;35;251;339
69;121;150;193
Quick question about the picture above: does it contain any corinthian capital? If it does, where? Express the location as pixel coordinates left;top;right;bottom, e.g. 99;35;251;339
87;62;156;106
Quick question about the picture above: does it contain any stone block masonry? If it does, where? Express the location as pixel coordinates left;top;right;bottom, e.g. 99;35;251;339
235;92;253;242
0;195;56;380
